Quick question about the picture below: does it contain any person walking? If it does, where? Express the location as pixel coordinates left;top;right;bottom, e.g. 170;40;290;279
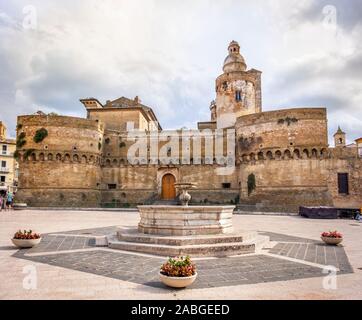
6;191;13;211
0;195;3;212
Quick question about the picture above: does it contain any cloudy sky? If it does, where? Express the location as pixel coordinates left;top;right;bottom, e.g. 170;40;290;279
0;0;361;144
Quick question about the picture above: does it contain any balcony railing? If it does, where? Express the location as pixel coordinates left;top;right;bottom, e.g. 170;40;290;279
0;167;10;173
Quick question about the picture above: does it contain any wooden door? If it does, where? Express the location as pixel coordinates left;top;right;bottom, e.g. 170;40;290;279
161;174;176;200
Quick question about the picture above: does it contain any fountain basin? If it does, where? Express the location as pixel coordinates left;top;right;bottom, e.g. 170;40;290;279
138;205;235;236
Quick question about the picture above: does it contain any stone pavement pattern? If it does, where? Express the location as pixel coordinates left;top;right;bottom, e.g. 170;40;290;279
1;210;362;299
13;228;353;289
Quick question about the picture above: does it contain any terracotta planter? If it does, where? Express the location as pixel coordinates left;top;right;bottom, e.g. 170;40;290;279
12;238;42;248
159;272;197;288
321;236;343;245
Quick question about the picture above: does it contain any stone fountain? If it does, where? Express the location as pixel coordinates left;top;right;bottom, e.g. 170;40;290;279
107;181;269;257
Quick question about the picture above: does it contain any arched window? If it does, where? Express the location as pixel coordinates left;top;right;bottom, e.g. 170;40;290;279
275;150;282;160
320;148;328;159
284;150;292;160
303;149;309;159
293;149;300;159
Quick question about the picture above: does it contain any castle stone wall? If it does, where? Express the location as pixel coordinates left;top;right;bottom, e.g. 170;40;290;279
16;115;103;207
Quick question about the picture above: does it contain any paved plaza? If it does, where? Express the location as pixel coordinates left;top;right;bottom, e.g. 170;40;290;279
1;210;362;299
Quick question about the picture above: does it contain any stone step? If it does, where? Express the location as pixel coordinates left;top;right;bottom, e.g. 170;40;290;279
107;235;269;257
117;230;257;246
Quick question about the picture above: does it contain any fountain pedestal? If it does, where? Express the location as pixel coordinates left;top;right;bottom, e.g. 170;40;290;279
138;205;234;236
106;182;270;257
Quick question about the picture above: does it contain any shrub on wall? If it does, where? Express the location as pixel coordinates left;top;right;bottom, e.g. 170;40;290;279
33;128;48;143
277;117;298;126
13;150;20;160
16;132;26;148
247;173;256;196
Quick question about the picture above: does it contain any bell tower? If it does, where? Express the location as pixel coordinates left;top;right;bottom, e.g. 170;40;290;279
334;126;346;147
214;41;262;129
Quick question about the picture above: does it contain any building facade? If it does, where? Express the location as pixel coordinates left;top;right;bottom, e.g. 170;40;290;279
15;41;362;211
0;122;18;193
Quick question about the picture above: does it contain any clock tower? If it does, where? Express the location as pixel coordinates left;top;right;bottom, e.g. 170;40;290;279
214;41;262;128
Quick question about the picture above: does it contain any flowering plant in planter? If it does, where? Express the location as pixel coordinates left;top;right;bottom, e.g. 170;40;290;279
321;230;343;246
321;231;343;238
160;256;196;277
13;230;41;240
12;230;42;248
159;256;197;288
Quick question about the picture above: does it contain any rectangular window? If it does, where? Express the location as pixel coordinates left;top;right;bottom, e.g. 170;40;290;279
222;183;231;189
0;176;5;183
108;184;117;190
338;173;349;195
2;145;6;155
1;161;6;168
235;91;242;102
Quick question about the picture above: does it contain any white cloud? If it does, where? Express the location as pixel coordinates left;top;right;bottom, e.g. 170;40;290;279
0;0;361;143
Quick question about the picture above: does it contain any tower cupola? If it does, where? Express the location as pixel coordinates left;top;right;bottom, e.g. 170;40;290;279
223;40;247;73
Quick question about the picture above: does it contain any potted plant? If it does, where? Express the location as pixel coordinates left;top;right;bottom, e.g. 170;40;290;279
159;256;197;288
321;230;343;245
12;230;42;248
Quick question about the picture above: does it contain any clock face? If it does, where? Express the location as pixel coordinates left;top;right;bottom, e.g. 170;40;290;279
234;80;246;90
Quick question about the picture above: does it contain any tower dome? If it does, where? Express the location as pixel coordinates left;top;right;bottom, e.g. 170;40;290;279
223;40;247;73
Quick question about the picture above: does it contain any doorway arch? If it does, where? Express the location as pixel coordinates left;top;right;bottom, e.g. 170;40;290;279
161;174;176;200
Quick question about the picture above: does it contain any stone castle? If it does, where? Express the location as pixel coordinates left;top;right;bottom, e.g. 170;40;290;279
15;41;362;212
